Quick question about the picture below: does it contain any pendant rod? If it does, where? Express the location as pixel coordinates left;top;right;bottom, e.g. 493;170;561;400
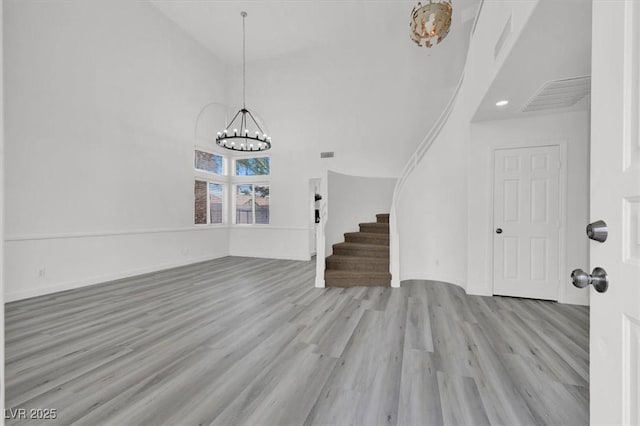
241;11;247;109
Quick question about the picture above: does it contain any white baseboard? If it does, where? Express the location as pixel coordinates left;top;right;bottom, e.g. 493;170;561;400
465;288;493;297
228;250;311;262
5;252;229;303
399;274;467;292
400;274;589;306
558;294;590;306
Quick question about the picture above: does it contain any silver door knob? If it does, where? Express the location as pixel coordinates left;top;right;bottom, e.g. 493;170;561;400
571;267;608;293
586;220;608;242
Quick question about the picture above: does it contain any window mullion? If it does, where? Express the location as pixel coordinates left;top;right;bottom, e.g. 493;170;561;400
207;184;211;224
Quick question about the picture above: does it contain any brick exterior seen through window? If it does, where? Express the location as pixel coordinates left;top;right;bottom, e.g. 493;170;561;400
194;180;207;224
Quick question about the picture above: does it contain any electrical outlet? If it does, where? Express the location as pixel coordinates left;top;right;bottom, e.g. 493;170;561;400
38;268;46;278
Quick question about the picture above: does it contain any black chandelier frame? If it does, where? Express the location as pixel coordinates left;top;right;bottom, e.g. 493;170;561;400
216;108;271;151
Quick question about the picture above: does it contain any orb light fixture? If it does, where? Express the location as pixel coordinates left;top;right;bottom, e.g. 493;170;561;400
410;0;453;48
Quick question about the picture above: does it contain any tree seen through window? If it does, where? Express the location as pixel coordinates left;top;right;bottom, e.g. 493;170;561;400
235;157;270;176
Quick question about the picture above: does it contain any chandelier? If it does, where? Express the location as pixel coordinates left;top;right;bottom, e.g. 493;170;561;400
410;0;453;48
216;12;271;152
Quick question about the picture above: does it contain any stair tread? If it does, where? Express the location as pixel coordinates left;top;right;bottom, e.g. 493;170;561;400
325;270;392;287
327;254;389;263
333;242;389;249
376;214;390;224
359;224;388;234
332;242;389;258
344;232;389;237
344;232;389;243
325;270;391;278
326;253;389;272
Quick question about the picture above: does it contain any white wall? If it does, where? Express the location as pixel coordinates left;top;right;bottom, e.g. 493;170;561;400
5;1;467;300
222;31;469;261
395;0;590;305
1;0;6;412
395;1;538;288
325;171;396;255
396;114;471;285
467;111;590;305
229;227;310;261
4;0;230;301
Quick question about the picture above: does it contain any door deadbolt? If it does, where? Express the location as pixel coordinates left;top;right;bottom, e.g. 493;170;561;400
586;220;607;242
571;267;609;293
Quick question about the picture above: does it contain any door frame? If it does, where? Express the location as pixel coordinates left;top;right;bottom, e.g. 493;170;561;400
308;178;321;257
488;139;569;302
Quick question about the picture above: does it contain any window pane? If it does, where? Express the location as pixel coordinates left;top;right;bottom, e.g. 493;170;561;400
194;180;207;224
255;185;270;224
236;184;253;224
235;157;270;176
209;183;223;224
195;150;223;175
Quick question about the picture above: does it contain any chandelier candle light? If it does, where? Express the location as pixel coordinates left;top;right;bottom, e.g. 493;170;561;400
410;0;453;48
216;11;271;152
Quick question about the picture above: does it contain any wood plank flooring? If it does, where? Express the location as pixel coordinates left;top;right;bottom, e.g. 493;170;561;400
5;257;589;425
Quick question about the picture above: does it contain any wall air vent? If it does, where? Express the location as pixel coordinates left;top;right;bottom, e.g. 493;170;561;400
320;152;334;158
522;76;591;113
494;15;512;59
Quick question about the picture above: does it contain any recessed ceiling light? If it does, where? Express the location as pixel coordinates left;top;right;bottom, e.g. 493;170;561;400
496;100;509;107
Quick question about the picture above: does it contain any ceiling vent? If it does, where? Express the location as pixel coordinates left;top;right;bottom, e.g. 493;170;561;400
523;76;591;112
320;152;334;158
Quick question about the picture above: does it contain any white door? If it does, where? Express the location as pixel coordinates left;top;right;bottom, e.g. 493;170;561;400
590;1;640;424
493;145;561;300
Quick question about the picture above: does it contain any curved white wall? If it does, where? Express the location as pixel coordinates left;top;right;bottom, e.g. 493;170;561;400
397;108;470;285
395;1;538;290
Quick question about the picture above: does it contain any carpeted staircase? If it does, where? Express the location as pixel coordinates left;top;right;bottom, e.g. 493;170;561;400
325;213;391;287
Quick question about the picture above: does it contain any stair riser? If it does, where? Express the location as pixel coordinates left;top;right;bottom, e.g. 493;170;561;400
325;277;391;288
332;247;389;258
326;214;390;288
376;214;390;224
345;234;389;245
326;259;389;272
359;224;389;234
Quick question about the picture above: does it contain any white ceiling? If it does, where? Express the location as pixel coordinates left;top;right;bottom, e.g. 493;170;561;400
151;0;481;65
473;0;592;122
152;0;483;173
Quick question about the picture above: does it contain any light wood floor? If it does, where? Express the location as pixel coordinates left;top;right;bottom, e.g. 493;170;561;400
5;257;589;425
